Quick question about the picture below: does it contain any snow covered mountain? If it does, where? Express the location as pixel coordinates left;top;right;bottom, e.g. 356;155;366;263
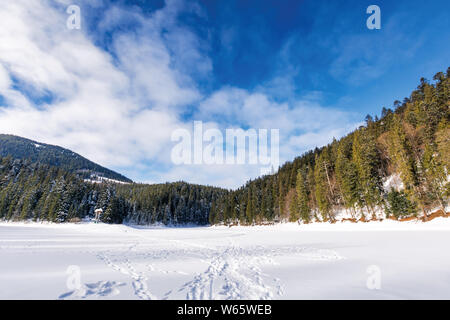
0;134;132;183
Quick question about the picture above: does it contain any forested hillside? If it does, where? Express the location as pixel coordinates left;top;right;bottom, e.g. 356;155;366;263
0;135;132;183
0;157;226;224
209;69;450;225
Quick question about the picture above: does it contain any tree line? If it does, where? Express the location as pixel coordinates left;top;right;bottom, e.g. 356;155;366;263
0;157;226;225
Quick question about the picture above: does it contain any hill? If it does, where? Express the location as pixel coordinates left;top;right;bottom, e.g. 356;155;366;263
0;134;132;183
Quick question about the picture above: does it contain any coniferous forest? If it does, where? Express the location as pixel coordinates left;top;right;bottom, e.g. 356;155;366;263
0;157;226;225
209;69;450;225
0;70;449;225
0;134;132;183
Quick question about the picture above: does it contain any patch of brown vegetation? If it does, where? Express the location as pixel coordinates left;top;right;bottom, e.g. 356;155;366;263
391;215;418;222
358;216;368;223
387;210;449;222
422;210;450;222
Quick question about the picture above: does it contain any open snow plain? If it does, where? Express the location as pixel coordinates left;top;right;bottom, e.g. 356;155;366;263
1;219;450;300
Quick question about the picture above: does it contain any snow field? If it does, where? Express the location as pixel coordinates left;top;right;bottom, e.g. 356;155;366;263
1;219;450;299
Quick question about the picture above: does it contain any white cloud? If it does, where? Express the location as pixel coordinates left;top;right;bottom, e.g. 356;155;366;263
0;0;201;167
195;86;361;167
0;0;361;189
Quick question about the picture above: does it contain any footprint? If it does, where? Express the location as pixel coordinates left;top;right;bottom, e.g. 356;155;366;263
58;280;125;299
97;252;156;300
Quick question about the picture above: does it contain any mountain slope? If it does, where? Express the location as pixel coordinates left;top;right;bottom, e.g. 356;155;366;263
0;134;132;183
210;69;450;225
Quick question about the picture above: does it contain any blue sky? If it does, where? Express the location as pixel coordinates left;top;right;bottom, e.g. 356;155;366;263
0;0;449;188
88;0;449;113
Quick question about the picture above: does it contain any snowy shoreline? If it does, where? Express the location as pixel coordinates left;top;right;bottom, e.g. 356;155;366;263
2;215;450;231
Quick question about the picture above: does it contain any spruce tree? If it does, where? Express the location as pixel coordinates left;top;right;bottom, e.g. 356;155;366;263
296;168;311;223
335;137;362;218
352;128;383;217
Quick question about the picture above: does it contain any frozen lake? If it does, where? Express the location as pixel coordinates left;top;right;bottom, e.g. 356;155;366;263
1;219;450;299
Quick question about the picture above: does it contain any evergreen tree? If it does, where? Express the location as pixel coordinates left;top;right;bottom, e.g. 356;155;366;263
335;137;361;217
314;153;333;221
352;128;382;217
385;190;417;219
296;168;311;223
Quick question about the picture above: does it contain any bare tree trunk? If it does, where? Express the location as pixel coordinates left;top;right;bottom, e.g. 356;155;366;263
324;162;334;197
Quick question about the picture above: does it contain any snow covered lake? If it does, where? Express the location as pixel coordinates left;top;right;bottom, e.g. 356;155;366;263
1;219;450;300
